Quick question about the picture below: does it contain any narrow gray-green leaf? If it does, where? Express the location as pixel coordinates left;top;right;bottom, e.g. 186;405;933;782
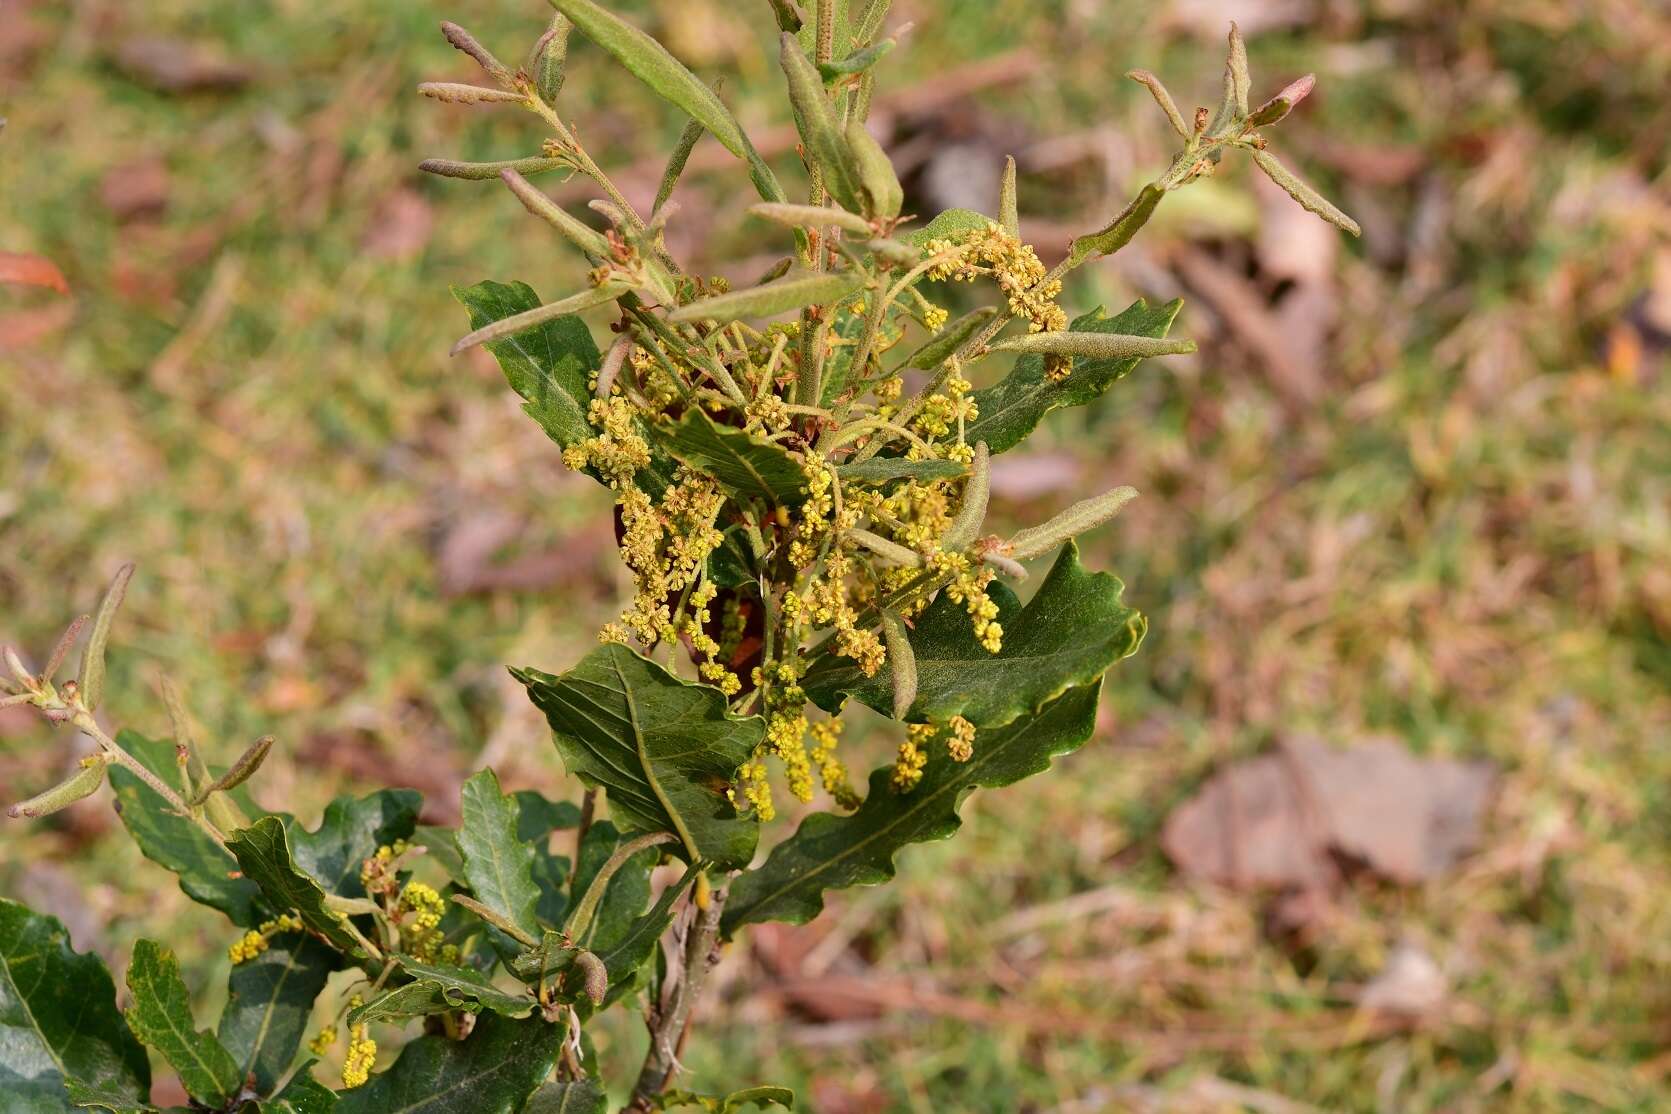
7;756;107;818
552;0;747;157
334;1013;561;1114
535;12;571;105
723;684;1100;934
780;33;862;212
218;933;334;1094
450;282;626;357
0;898;150;1109
805;542;1143;727
905;305;997;370
124;940;242;1107
458;769;542;942
998;155;1019;237
1069;182;1164;264
513;645;763;869
655;117;706;214
1127;69;1188;139
420;156;567;181
965;298;1182;454
668;270;864;325
1246;74;1315;128
749;203;873;237
77;562;133;712
1251;149;1361;235
1006;486;1138;560
452;280;601;453
940;441;989;549
987;330;1194;360
834;457;966;484
499;171;610;260
657;409;808;504
818;36;894;80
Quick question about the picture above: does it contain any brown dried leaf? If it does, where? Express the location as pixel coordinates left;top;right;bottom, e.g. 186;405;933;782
100;158;171;223
1162;736;1496;890
113;37;249;93
360;188;435;261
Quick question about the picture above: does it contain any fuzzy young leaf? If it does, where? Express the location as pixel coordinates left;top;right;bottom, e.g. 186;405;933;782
525;1079;609;1114
998;155;1019;237
109;729;266;926
450;282;627;357
458;769;542;942
124;940;242;1107
906;207;995;247
1246;73;1315;128
658;409;810;505
834;457;966;485
8;756;106;818
844;117;902;220
0;899;150;1109
514;646;763;869
724;684;1101;934
334;1012;562;1114
987;330;1195;360
805;542;1143;727
420;155;567;181
749;202;873;238
1251;149;1361;235
350;959;534;1025
535;12;571;105
668;269;864;325
780;33;863;212
905;305;998;370
218;933;334;1094
1068;183;1164;264
77;562;134;712
453;281;601;453
1006;486;1138;560
965;298;1183;454
819;36;894;80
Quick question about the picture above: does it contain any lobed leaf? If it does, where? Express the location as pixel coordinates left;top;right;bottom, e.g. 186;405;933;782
334;1012;561;1114
525;1080;608;1114
452;281;601;453
123;940;242;1108
457;770;542;942
657;409;809;505
723;684;1101;935
804;542;1143;727
964;298;1183;454
226;818;370;957
514;645;763;870
218;933;334;1094
0;899;150;1110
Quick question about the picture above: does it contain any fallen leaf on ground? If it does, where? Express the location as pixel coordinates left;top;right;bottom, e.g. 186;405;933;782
1357;941;1447;1018
113;37;249;93
1161;735;1497;890
361;188;434;261
0;251;68;293
100;158;171;222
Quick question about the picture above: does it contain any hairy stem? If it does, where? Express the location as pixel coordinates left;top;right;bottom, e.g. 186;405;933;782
627;885;728;1111
76;712;227;845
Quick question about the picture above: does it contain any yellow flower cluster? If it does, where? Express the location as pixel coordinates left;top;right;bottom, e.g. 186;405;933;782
932;551;1003;653
802;550;886;677
397;880;457;964
613;471;725;646
911;359;978;444
787;453;837;571
891;723;938;792
946;715;977;762
308;1025;337;1057
809;719;859;808
563;397;652;487
359;839;411;896
228;912;305;965
925;222;1066;337
342;1022;377;1089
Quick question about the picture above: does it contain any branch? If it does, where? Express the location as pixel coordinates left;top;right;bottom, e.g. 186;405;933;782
627;883;728;1111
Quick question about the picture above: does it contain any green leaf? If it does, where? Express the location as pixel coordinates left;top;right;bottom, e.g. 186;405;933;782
965;298;1183;455
1069;183;1165;264
818;37;894;80
805;543;1142;726
253;1067;338;1114
906;207;994;247
350;960;533;1025
62;1079;154;1114
457;770;541;942
705;525;756;589
550;0;786;205
515;646;763;870
594;867;696;1006
452;281;600;453
567;820;655;952
123;940;242;1108
524;1080;608;1114
986;331;1194;361
450;283;628;358
77;562;133;713
834;458;966;485
655;1086;795;1112
217;933;334;1094
287;790;422;901
411;827;466;884
0;899;149;1110
226;818;367;957
511;791;580;929
109;729;266;927
667;270;864;326
657;409;808;505
903;305;998;371
779;33;862;212
1250;149;1361;236
512;792;582;842
723;684;1100;935
334;1012;561;1114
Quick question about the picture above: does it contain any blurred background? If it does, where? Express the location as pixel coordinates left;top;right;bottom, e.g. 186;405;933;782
2;0;1667;1110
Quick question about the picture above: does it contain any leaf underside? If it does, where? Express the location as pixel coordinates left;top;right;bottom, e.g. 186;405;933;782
452;280;600;452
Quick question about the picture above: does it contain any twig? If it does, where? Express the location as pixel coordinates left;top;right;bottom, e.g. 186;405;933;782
627;885;727;1111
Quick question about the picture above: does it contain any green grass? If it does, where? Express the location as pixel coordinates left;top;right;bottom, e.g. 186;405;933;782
3;1;1668;1110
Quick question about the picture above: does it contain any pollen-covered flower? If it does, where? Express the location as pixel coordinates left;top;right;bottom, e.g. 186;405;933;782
341;1023;377;1089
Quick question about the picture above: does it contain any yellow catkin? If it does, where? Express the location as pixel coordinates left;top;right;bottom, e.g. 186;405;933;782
947;715;976;762
227;912;304;965
308;1025;338;1057
341;1023;377;1089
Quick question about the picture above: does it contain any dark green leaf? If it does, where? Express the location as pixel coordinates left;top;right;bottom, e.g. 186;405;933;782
411;827;466;884
723;684;1101;935
350;960;533;1025
288;790;422;900
452;281;600;452
805;543;1142;726
515;646;763;869
109;729;266;927
457;770;541;942
524;1080;608;1114
512;793;581;843
834;458;966;485
657;409;808;505
965;299;1183;455
226;818;367;957
511;792;580;928
594;867;696;1006
123;940;241;1107
218;934;334;1094
62;1079;154;1114
705;525;756;590
252;1067;338;1113
334;1013;561;1114
567;821;655;952
0;899;149;1110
